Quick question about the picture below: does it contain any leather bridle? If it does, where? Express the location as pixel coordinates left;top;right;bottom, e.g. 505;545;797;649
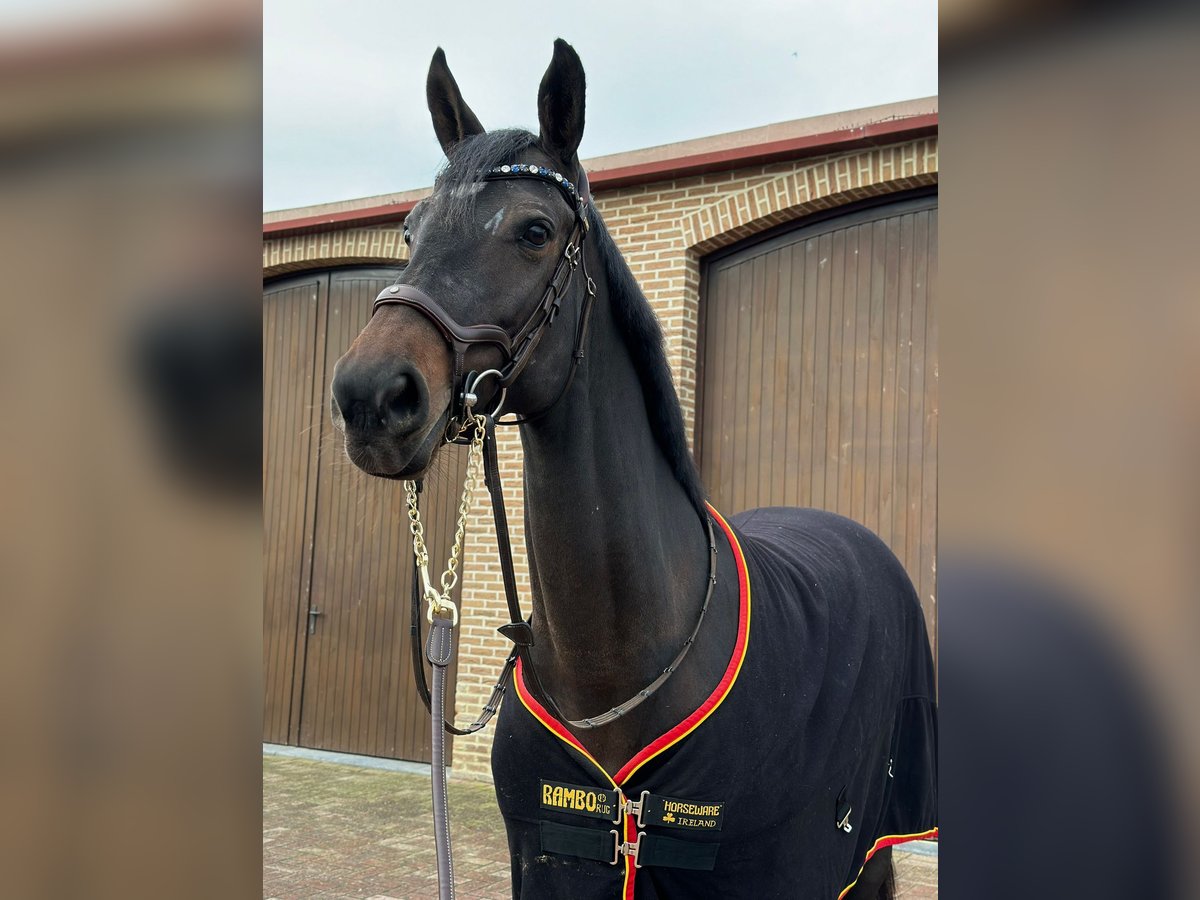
370;163;598;437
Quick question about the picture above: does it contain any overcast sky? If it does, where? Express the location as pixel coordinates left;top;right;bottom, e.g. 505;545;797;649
263;0;937;212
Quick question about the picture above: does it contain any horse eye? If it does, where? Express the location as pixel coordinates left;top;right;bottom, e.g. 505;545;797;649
522;223;550;247
403;227;413;246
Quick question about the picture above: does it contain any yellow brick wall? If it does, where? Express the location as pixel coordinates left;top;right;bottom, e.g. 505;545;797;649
263;136;938;779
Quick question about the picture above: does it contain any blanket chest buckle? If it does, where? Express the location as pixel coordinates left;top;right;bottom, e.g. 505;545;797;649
609;829;645;868
620;790;651;828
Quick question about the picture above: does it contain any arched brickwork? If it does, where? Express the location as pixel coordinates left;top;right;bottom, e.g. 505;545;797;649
591;138;938;449
263;226;410;279
681;138;938;255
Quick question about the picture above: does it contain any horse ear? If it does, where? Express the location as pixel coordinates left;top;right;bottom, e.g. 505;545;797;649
426;47;485;155
537;38;586;164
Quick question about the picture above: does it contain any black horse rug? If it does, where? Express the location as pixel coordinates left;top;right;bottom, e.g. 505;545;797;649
492;505;938;899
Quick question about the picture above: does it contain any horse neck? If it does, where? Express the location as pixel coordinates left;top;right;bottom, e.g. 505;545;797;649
518;253;710;715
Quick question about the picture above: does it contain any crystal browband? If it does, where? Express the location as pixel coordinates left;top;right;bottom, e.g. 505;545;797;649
485;164;584;210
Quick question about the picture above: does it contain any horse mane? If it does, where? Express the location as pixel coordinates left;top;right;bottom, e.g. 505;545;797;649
587;205;708;517
433;129;708;515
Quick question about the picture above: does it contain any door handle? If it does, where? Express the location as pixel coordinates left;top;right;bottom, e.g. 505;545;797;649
307;607;323;634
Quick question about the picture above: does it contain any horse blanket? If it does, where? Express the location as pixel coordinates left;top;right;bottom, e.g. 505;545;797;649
492;505;938;899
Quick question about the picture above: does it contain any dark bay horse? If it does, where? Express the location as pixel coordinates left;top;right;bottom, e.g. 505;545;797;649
330;39;937;900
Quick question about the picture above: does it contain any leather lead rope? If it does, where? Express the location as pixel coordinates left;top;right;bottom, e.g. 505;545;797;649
425;611;456;900
412;420;716;900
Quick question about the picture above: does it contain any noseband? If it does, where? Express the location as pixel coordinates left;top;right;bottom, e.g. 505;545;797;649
371;163;598;438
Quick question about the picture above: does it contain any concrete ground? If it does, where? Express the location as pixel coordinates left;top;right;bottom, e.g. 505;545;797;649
264;750;937;899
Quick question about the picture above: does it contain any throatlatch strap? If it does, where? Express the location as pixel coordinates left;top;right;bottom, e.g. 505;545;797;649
481;417;572;724
481;418;525;630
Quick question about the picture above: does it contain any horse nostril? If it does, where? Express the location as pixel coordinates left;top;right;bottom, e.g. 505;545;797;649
378;371;424;429
331;361;427;435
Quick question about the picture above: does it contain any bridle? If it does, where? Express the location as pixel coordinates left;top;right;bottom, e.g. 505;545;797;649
378;157;718;723
377;161;718;900
371;162;598;437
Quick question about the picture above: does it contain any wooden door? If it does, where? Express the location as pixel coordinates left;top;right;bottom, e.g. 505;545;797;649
263;274;324;745
263;267;468;762
696;193;938;650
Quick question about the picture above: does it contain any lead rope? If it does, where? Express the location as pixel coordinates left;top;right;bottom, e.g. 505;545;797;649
405;414;718;899
403;414;488;900
426;611;455;900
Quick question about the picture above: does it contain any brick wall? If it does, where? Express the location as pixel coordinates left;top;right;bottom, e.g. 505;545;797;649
263;136;938;779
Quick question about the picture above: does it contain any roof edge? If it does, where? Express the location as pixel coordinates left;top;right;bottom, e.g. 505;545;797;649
265;100;937;238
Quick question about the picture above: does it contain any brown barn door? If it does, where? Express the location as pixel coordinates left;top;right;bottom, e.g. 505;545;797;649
696;193;938;651
263;267;468;763
264;274;325;745
298;268;468;763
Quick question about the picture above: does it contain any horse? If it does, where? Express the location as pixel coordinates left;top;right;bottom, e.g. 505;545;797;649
330;39;937;900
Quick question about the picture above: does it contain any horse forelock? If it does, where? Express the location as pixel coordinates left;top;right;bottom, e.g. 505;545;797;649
429;128;542;224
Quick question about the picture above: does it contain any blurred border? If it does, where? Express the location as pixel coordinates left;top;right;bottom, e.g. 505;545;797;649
942;3;1198;898
2;2;1197;898
0;6;262;899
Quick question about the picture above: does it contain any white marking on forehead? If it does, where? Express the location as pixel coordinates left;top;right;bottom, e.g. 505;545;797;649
484;207;506;235
448;183;484;200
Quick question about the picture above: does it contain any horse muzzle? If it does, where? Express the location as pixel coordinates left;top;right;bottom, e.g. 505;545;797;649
330;355;448;478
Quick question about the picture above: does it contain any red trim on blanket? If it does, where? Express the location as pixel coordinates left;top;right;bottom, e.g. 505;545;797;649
513;504;751;785
512;504;751;899
512;660;614;785
837;828;939;899
623;815;637;900
612;504;751;784
513;662;636;892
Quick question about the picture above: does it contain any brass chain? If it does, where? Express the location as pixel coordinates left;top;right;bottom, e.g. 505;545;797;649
403;414;487;624
405;482;430;569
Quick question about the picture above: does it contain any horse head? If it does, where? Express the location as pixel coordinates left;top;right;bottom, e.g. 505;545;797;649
330;39;591;479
